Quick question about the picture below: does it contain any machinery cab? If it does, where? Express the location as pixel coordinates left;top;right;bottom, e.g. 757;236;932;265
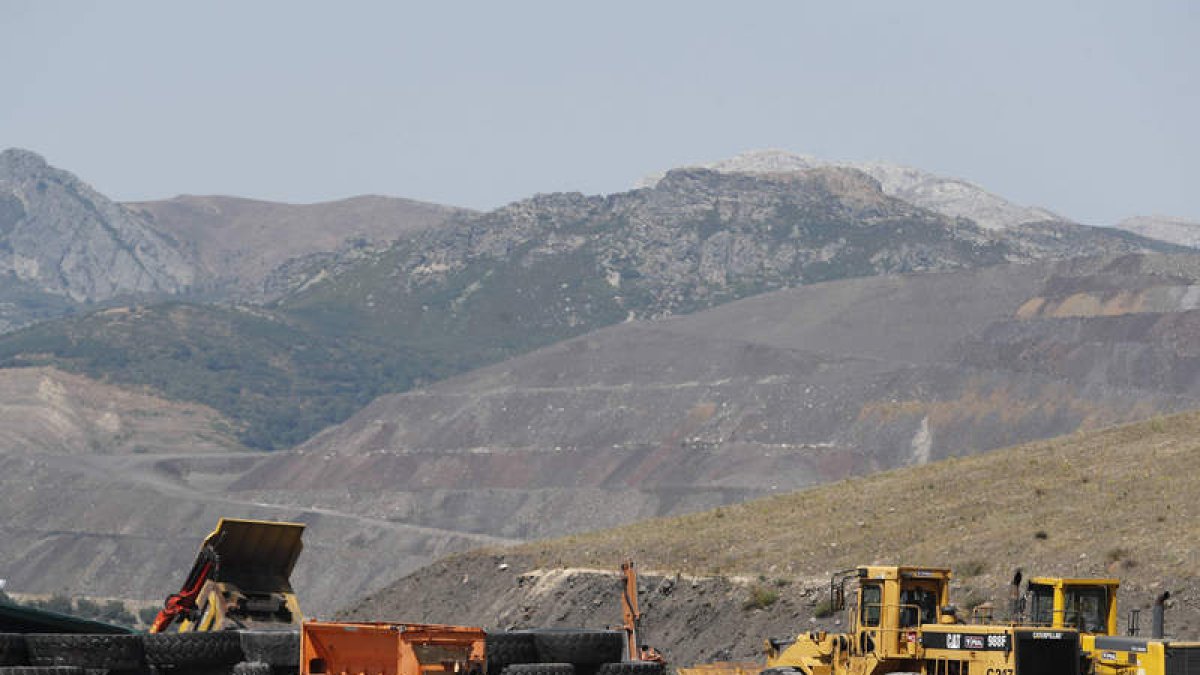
1026;576;1200;675
767;565;1083;675
846;566;951;659
766;565;953;672
1026;577;1119;635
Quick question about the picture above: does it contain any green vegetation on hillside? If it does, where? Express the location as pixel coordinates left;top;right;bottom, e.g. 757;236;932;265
0;303;449;450
506;411;1200;581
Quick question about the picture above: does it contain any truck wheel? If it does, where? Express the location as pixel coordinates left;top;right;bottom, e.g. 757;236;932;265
595;663;665;675
500;664;575;675
527;631;624;666
486;633;538;675
25;635;144;670
238;632;299;668
143;632;242;667
0;635;28;666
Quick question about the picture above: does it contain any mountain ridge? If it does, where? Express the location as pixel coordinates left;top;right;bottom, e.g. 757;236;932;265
0;148;196;331
638;149;1067;230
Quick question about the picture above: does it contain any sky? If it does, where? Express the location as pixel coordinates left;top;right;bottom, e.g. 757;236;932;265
1;1;1196;225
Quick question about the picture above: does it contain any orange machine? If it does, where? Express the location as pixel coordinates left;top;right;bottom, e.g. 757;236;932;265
619;560;664;663
301;621;486;675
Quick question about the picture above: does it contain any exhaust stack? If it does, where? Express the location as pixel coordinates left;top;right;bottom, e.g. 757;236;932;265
1008;569;1023;621
1152;591;1170;638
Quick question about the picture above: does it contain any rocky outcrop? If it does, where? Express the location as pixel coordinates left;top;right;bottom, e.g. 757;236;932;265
0;149;195;303
281;166;1021;331
640;149;1065;230
0;149;468;330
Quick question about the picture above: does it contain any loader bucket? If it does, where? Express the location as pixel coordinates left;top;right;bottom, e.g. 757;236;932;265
203;517;305;594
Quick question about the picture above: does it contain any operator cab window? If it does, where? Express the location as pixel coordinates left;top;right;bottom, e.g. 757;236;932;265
900;587;938;627
1028;584;1054;626
861;583;882;627
1064;587;1108;633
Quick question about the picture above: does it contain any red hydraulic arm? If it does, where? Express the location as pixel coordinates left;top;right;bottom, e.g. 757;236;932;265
150;546;218;633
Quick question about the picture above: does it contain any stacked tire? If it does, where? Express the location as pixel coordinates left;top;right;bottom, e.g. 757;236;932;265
486;630;662;675
0;634;29;669
0;630;302;675
236;630;299;675
23;634;146;674
144;631;242;675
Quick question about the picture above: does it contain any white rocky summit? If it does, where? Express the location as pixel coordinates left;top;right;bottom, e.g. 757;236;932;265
1116;215;1200;249
641;149;1067;231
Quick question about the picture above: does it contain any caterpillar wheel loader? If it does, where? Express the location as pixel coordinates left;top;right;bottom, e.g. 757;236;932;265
1023;575;1200;675
150;517;306;632
764;565;1081;675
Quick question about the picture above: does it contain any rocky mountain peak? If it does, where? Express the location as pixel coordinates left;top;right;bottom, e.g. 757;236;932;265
0;147;52;175
0;147;196;305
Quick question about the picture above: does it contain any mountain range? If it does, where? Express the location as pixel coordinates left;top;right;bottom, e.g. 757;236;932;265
0;151;1183;450
0;147;1197;615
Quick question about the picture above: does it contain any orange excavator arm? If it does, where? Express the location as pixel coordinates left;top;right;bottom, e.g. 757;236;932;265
620;559;664;663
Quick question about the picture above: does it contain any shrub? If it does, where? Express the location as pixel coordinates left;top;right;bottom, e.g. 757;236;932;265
813;598;835;618
744;584;780;611
958;560;988;577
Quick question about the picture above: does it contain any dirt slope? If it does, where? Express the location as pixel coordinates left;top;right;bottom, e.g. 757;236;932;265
235;255;1200;544
8;256;1200;615
340;410;1200;663
0;366;243;455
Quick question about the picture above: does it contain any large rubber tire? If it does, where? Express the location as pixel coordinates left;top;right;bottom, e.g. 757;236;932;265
142;632;242;667
25;635;144;670
232;662;272;675
528;631;623;666
0;662;87;667
486;633;538;675
0;635;27;667
237;632;298;668
499;664;575;675
595;663;665;675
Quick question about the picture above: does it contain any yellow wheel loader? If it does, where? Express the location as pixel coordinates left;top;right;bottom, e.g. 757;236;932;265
150;518;305;632
1024;575;1200;675
765;565;1082;675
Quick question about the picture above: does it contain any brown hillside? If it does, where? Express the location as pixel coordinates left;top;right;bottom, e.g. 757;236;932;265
341;411;1200;663
513;410;1198;581
0;366;244;455
127;194;469;298
236;255;1200;549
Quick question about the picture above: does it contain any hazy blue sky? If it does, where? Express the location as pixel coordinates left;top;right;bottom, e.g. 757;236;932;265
2;1;1196;225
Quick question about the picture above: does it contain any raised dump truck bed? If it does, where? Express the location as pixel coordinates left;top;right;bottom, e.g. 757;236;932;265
152;517;306;632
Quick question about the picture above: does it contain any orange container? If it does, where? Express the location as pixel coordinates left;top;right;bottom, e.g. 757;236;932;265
301;621;487;675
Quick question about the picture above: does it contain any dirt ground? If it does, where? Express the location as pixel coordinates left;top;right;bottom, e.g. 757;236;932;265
335;552;1200;667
